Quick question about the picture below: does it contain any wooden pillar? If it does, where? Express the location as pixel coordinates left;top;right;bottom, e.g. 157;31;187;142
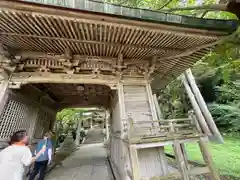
184;69;223;143
129;145;140;180
153;94;163;119
146;83;158;120
117;83;126;137
105;110;109;140
181;75;211;135
0;72;9;115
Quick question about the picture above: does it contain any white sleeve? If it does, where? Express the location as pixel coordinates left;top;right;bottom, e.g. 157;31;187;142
48;148;52;162
21;147;32;166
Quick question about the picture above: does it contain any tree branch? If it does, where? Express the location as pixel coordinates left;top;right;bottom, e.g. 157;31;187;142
200;10;209;18
163;4;227;12
157;0;174;10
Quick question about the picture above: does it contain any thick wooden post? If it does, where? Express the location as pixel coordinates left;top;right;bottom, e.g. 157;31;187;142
181;75;211;135
184;69;223;143
0;72;9;115
105;110;109;140
153;94;163;119
129;145;140;180
146;83;158;120
117;83;126;138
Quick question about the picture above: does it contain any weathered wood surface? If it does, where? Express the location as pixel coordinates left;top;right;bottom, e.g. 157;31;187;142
129;118;200;142
124;85;152;126
137;147;175;179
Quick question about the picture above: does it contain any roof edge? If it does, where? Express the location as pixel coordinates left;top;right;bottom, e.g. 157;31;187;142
15;0;239;34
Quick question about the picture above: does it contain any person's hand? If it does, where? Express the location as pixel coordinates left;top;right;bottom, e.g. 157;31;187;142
40;145;46;153
48;160;52;165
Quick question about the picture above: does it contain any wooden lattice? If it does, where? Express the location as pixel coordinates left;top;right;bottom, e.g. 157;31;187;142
0;99;29;139
34;109;52;139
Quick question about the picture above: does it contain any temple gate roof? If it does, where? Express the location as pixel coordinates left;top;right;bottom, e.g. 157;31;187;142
0;0;239;90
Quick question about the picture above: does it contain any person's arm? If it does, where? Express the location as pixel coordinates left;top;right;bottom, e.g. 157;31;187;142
47;148;53;164
21;146;45;166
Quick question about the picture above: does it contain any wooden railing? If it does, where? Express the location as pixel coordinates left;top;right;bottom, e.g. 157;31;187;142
128;118;202;142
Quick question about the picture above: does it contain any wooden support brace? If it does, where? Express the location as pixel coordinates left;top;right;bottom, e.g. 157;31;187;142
158;146;168;175
184;69;223;143
180;143;189;170
198;138;220;180
181;75;211;135
173;140;190;180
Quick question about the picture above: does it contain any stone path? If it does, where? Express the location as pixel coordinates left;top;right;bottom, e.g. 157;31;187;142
46;127;113;180
46;143;114;180
84;127;105;144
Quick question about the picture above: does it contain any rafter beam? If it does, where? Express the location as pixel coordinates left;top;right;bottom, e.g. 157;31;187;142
30;84;59;102
156;40;219;67
0;32;182;55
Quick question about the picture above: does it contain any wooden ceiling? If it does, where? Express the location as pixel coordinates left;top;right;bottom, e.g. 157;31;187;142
0;0;238;89
25;83;112;108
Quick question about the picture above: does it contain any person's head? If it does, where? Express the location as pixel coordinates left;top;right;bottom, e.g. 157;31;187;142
9;130;28;145
44;132;53;139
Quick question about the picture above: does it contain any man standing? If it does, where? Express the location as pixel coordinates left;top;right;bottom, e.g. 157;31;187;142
80;128;86;144
29;132;53;180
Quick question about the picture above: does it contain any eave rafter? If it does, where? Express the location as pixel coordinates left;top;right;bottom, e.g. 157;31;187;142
0;32;183;56
0;0;234;89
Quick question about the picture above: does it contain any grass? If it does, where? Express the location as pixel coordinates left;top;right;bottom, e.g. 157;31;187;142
165;136;240;178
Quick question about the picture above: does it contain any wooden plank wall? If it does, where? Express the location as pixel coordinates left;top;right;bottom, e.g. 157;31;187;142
138;147;168;179
123;85;152;127
123;84;168;179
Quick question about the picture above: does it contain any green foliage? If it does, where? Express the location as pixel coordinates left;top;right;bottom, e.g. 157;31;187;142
208;103;240;132
165;136;240;177
56;108;90;133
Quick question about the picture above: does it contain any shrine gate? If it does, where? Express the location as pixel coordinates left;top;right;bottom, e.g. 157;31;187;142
0;0;238;180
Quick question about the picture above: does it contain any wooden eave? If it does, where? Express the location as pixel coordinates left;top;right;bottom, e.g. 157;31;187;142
0;0;238;89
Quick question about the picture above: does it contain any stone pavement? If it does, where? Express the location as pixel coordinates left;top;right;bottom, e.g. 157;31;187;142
83;127;105;144
46;143;114;180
